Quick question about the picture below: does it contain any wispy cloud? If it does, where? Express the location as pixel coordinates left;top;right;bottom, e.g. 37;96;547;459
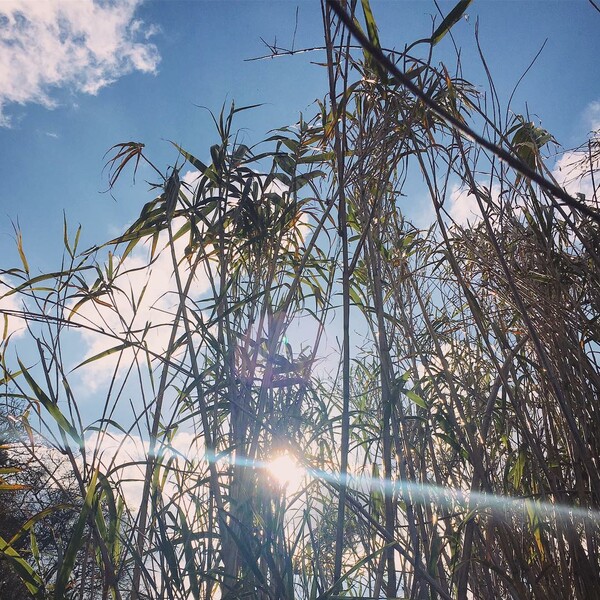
584;100;600;132
71;230;210;392
552;149;599;202
71;171;210;391
0;280;26;340
552;99;600;203
446;182;503;227
85;430;206;511
447;183;482;226
0;0;160;126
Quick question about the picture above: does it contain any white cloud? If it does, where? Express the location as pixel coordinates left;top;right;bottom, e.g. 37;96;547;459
446;182;505;227
550;100;600;202
550;99;599;202
447;183;481;226
583;100;600;132
0;280;27;340
552;149;598;202
85;430;206;511
70;167;311;391
0;0;159;126
70;212;211;391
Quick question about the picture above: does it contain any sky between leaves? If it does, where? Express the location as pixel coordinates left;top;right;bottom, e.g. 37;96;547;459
0;0;598;260
0;0;598;409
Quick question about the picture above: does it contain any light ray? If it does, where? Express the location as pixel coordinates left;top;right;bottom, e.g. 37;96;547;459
265;452;306;490
206;451;600;525
309;466;600;526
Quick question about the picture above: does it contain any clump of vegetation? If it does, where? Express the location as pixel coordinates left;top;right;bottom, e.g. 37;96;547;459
1;1;599;599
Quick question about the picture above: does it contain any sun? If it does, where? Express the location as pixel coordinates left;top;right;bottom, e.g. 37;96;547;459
266;452;306;492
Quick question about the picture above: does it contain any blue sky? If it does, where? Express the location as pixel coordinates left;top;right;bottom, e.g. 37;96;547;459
0;0;598;273
0;0;598;400
0;0;598;491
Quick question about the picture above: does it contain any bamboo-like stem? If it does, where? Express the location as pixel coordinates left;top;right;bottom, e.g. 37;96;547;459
321;0;352;589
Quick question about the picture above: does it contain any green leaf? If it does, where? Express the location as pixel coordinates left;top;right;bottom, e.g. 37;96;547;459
0;534;45;596
434;431;463;455
348;286;364;308
30;529;40;569
171;143;216;183
231;102;264;115
361;0;381;49
55;469;99;599
178;506;201;600
0;466;22;475
63;213;73;258
431;0;473;46
74;342;133;370
318;543;392;599
18;359;83;448
510;449;527;489
358;0;387;81
156;510;182;589
405;389;428;409
97;473;119;547
275;153;297;176
297;151;336;164
7;504;73;547
2;267;95;297
290;170;326;192
15;229;29;274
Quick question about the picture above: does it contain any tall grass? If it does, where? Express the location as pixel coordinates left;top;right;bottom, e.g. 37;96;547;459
1;1;599;598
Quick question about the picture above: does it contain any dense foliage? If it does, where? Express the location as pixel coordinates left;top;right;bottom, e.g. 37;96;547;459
1;2;599;599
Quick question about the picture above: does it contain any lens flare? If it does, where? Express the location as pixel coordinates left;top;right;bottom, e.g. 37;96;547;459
206;451;600;527
266;452;306;490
